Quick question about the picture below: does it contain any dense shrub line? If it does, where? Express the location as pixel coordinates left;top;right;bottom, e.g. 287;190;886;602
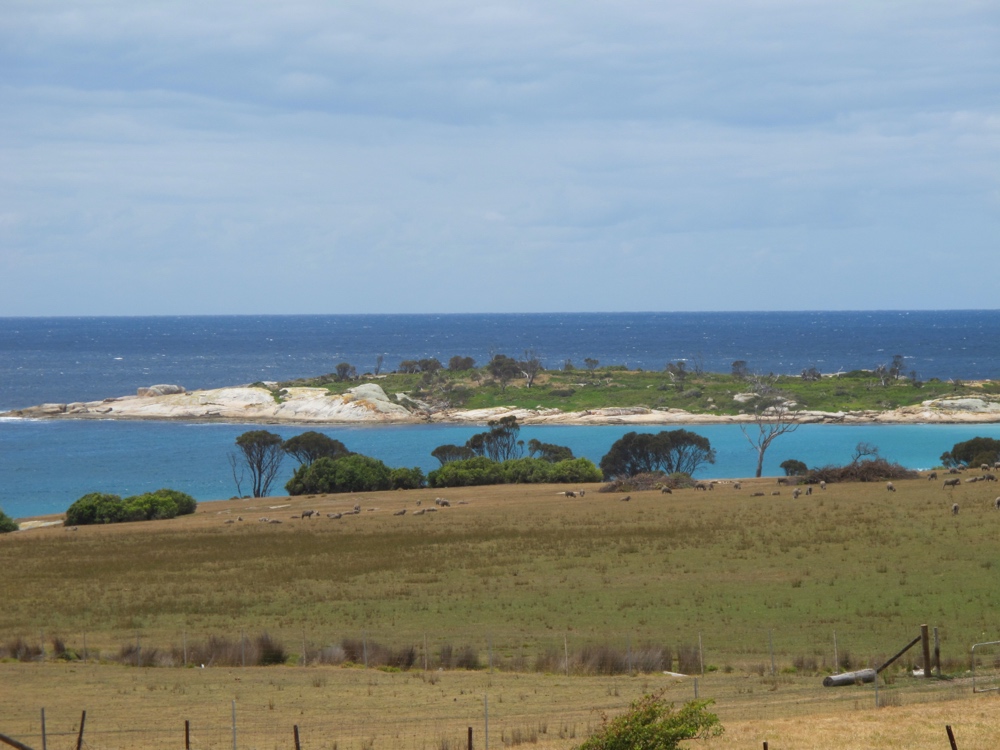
65;489;197;526
427;456;602;488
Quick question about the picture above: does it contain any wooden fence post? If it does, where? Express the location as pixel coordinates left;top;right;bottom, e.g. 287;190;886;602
39;708;46;750
0;730;38;750
293;725;301;750
921;624;931;678
468;726;473;750
934;627;941;676
185;720;190;750
946;725;958;750
75;711;86;750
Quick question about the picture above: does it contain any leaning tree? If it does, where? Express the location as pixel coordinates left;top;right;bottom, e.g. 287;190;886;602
739;374;800;478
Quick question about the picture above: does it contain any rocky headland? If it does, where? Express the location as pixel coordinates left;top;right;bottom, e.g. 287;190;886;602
4;383;1000;426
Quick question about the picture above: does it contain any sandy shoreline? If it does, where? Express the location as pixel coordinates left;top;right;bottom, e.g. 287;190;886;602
4;383;1000;426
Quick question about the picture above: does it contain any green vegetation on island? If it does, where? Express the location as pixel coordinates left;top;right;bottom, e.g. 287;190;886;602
276;352;1000;417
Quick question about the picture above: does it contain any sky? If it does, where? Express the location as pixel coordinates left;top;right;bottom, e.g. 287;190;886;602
2;1;998;315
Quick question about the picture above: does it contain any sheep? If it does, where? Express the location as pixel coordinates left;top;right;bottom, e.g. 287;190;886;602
886;482;896;492
952;503;959;516
328;513;342;519
621;495;631;502
927;472;938;480
258;517;270;523
806;486;813;496
353;504;361;513
438;499;451;507
393;509;406;516
269;519;282;524
994;497;1000;510
777;478;789;485
413;509;426;516
695;482;708;491
224;519;235;524
733;482;742;490
995;461;1000;470
579;490;586;497
948;467;961;474
819;481;827;490
984;474;997;483
708;482;715;491
965;477;980;484
661;487;672;494
771;491;781;496
792;488;801;499
301;509;315;519
982;464;991;472
416;499;422;507
751;492;765;497
943;478;961;488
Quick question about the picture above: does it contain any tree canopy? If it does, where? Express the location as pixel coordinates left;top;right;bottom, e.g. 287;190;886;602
599;430;715;479
233;430;285;497
0;507;18;533
466;415;523;462
942;437;1000;468
282;431;351;466
576;693;722;750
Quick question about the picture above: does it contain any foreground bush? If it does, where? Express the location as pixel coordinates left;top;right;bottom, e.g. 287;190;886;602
0;507;18;533
576;693;722;750
809;458;919;484
427;456;601;488
65;489;197;526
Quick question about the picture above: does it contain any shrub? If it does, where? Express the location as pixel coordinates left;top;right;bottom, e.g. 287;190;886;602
286;454;393;495
809;458;919;484
576;692;722;750
0;507;18;533
121;493;179;522
390;466;426;490
65;493;125;525
428;457;504;488
428;456;601;487
150;488;197;516
780;459;808;476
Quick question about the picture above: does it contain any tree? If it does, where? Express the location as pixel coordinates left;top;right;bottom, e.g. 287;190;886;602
0;507;17;533
373;354;385;376
576;692;722;750
431;444;476;466
418;358;442;374
233;430;285;498
519;349;543;388
780;459;808;476
731;360;749;380
851;442;880;465
283;432;351;466
399;360;420;374
889;354;906;381
527;438;575;463
488;354;521;393
943;437;1000;468
665;361;687;390
467;415;523;462
584;358;600;373
800;366;821;382
738;375;800;478
599;430;715;479
448;355;476;371
335;362;357;382
563;359;575;371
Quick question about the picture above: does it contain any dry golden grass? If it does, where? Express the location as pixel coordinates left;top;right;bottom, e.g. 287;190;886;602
4;476;1000;748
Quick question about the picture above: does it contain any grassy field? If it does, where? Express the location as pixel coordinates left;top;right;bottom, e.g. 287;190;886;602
280;364;1000;415
5;477;1000;747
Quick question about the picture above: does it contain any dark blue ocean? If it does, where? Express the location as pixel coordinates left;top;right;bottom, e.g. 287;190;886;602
2;312;1000;519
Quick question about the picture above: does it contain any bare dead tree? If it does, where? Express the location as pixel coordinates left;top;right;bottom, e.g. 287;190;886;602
227;453;246;498
374;354;385;376
739;374;801;478
519;349;543;388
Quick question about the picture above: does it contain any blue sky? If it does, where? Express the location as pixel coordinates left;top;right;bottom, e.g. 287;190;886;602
2;1;998;315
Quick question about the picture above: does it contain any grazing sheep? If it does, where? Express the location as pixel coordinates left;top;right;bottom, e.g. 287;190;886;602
301;509;315;519
224;519;235;524
805;486;813;496
565;491;576;497
751;492;765;497
269;519;282;524
777;478;789;485
965;477;981;484
695;482;708;491
353;504;361;512
438;499;451;507
952;503;959;516
994;497;1000;510
416;500;421;507
328;513;342;519
771;491;781;496
621;495;631;502
413;509;426;516
927;472;938;480
258;517;269;523
661;487;672;494
733;482;742;490
819;481;827;490
943;478;961;488
948;468;961;474
792;488;801;499
393;509;406;516
425;507;437;513
995;462;1000;470
984;474;997;483
982;464;991;472
579;490;586;497
708;482;715;491
886;482;896;492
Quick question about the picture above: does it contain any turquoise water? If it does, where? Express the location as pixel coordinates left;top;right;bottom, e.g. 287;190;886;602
3;418;999;519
